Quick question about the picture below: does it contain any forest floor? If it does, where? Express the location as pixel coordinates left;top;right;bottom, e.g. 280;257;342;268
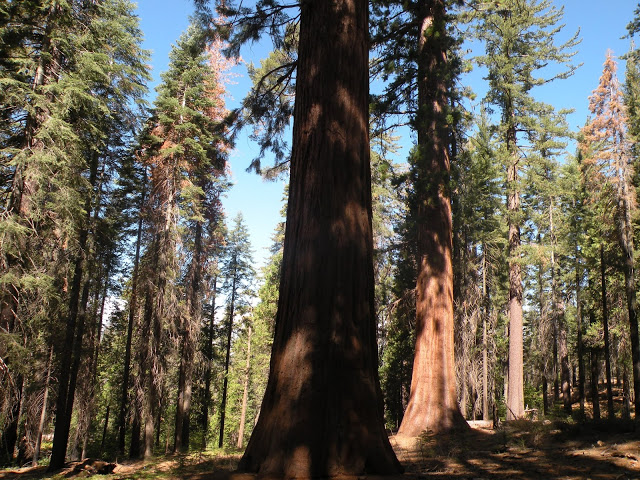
1;419;639;480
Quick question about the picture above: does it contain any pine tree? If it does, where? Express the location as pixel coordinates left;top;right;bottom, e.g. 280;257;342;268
474;0;579;420
451;107;505;421
130;20;232;457
218;213;254;448
582;51;640;418
0;0;149;468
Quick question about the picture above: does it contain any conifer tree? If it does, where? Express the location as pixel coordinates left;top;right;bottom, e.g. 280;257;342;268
218;213;254;448
130;20;231;457
451;108;505;421
0;0;149;467
370;0;468;434
582;51;640;418
474;0;579;420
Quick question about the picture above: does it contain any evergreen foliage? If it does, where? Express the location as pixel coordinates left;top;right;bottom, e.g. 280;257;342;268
4;0;640;470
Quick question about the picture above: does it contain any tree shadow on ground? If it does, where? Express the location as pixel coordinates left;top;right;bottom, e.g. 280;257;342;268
2;421;639;480
392;419;640;480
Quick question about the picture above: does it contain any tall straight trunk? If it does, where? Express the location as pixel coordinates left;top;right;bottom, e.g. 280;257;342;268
237;324;252;449
200;278;216;449
482;248;489;421
575;238;585;417
48;244;87;470
559;311;572;415
81;279;109;460
619;188;640;418
118;183;145;455
142;210;174;458
49;147;101;470
174;222;203;452
33;347;54;466
68;279;92;463
589;306;601;420
237;0;402;475
536;250;549;415
398;0;467;437
600;245;615;419
550;207;560;404
506;124;524;421
218;267;237;449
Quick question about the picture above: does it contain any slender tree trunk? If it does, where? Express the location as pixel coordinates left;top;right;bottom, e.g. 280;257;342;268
201;278;216;449
550;207;560;405
559;311;572;415
237;0;402;474
600;245;615;419
97;404;109;452
118;183;145;455
237;324;252;449
575;237;585;418
589;306;601;420
506;124;524;421
218;268;237;449
398;0;467;436
49;249;87;470
49;147;102;470
33;347;54;466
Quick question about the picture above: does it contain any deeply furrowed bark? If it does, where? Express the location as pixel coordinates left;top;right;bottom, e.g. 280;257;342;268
397;0;467;438
237;0;402;476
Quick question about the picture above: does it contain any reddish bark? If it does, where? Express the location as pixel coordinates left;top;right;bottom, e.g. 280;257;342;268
397;0;467;436
237;0;401;476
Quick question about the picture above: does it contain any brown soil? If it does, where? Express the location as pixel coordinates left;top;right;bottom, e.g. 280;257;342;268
1;421;638;480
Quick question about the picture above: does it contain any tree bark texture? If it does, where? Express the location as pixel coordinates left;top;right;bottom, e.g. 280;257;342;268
589;307;601;420
237;324;252;449
506;125;524;421
600;245;615;420
398;0;467;437
218;268;236;449
237;0;402;476
200;278;216;449
174;222;203;452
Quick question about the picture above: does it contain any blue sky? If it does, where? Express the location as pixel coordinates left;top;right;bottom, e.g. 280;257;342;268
134;0;638;268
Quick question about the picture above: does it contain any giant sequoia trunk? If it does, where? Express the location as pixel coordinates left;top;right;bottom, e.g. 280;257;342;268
398;0;466;436
237;0;401;476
